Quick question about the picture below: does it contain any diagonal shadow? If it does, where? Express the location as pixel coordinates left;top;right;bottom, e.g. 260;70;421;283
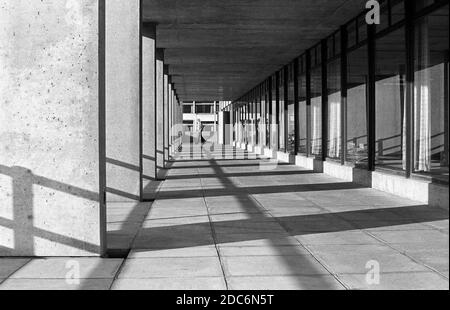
132;205;449;251
0;164;101;256
165;169;317;180
155;182;365;200
139;149;346;288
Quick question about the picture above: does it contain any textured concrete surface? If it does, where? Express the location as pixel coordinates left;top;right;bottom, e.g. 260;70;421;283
0;146;448;290
142;24;157;183
106;0;141;202
0;0;103;256
142;0;365;100
156;49;165;178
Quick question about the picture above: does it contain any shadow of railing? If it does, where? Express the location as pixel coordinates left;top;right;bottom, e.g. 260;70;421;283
0;164;101;256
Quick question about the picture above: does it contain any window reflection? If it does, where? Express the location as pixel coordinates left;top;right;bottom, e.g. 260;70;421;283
311;66;322;157
375;27;406;171
327;59;341;159
347;45;368;165
413;5;449;181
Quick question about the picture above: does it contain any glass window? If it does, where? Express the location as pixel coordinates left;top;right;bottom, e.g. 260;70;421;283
348;21;357;48
327;58;341;160
378;0;390;32
347;44;369;165
311;65;322;157
391;0;405;24
413;5;449;181
415;0;437;12
183;105;192;114
287;65;296;154
195;104;213;114
298;58;308;155
375;27;406;171
357;15;367;43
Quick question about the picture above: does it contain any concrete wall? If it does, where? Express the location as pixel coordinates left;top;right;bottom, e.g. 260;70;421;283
105;0;141;202
0;0;104;256
142;24;156;183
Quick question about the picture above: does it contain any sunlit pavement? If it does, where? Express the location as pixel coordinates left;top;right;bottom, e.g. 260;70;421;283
1;146;448;290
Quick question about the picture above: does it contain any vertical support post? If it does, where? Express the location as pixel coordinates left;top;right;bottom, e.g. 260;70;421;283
255;90;258;146
268;78;273;149
142;22;157;185
155;48;164;178
284;66;289;153
276;71;280;150
306;50;312;157
294;58;300;155
340;26;348;165
367;24;376;171
163;66;169;166
214;101;218;144
98;0;107;257
321;39;328;161
404;0;414;177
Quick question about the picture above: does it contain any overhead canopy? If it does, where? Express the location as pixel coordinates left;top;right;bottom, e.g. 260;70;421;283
143;0;365;101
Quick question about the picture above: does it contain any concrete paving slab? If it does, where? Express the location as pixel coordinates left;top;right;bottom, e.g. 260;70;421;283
0;278;113;290
228;275;345;290
222;255;331;277
0;259;31;278
117;257;223;278
112;277;227;290
339;272;449;290
369;229;449;244
218;245;310;257
129;246;219;258
133;225;214;249
308;244;429;274
295;231;381;245
10;258;123;279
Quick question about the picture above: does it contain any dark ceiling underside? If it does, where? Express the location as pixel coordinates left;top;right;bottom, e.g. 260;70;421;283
143;0;366;102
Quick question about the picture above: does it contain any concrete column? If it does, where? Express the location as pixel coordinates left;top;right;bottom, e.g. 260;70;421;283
214;102;218;144
106;0;141;202
142;24;156;183
163;67;169;164
156;49;164;178
168;85;172;155
0;0;105;256
232;108;235;145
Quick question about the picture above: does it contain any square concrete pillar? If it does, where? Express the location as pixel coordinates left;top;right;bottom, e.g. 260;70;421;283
0;0;106;256
168;85;173;155
156;49;164;178
142;24;157;184
164;68;170;164
105;0;141;202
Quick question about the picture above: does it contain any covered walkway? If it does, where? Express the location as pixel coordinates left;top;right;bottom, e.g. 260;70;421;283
2;146;447;290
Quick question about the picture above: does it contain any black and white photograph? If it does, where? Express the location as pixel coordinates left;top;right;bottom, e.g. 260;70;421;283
0;0;448;294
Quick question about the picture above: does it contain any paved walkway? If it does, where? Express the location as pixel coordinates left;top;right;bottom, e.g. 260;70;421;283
1;146;448;290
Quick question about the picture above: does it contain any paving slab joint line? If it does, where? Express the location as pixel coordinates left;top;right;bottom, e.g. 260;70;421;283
248;193;352;290
422;222;450;235
361;229;450;281
199;167;230;290
325;205;450;281
0;259;33;285
108;257;128;290
109;203;154;289
214;156;349;289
